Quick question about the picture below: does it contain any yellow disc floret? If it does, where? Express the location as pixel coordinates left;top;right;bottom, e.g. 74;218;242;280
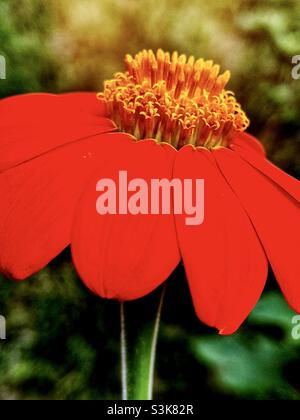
98;49;250;149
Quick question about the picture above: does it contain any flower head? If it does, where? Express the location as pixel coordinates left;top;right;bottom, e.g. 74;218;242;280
99;49;249;148
0;49;299;335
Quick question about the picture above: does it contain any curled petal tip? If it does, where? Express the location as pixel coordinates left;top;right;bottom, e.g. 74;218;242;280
218;326;238;336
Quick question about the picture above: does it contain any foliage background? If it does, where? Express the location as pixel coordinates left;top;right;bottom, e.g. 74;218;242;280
0;0;300;400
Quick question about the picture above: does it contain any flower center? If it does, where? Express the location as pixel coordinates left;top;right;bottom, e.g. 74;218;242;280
98;49;250;149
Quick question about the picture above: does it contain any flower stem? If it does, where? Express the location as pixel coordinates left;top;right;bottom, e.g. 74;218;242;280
147;285;166;400
120;302;128;401
119;285;166;400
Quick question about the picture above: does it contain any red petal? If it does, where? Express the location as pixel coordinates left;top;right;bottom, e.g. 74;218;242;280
0;133;132;280
213;148;300;313
0;93;116;172
174;146;268;334
48;92;110;116
231;141;300;203
71;140;180;301
229;131;266;157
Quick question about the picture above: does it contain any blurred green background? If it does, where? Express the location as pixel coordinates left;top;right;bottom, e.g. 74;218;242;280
0;0;300;400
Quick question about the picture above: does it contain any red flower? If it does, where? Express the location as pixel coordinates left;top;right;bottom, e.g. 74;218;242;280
0;50;299;335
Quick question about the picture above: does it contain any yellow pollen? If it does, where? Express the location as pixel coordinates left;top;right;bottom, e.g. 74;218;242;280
98;49;250;149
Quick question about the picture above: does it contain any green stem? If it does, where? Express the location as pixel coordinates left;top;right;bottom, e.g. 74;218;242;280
147;285;166;400
120;285;166;400
120;302;128;400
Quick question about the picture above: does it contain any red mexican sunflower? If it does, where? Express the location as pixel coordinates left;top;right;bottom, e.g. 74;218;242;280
0;49;299;335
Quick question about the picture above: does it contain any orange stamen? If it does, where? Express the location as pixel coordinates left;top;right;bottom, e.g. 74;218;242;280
98;49;250;149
